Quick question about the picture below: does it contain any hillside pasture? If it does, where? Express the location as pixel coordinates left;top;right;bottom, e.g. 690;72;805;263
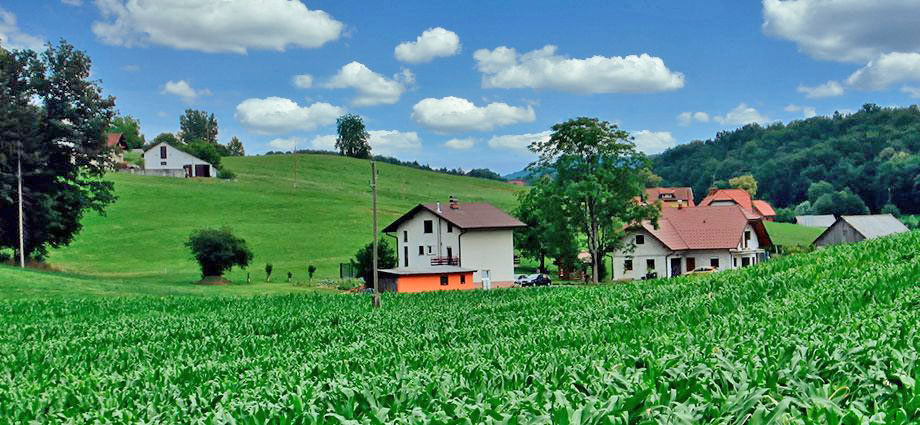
764;221;825;247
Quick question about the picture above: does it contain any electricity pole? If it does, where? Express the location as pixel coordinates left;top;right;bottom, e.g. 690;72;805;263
370;160;380;308
17;145;25;268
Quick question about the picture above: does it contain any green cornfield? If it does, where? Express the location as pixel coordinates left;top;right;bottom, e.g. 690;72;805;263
1;232;918;424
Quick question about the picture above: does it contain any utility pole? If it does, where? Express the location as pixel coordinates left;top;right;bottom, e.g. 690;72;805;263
370;160;380;308
17;145;25;268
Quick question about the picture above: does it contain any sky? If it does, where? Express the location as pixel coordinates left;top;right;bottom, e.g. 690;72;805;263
2;0;920;174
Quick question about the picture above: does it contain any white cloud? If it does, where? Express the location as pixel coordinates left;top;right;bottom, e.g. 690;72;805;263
785;104;817;118
0;9;44;50
310;134;337;151
161;80;211;103
487;131;550;155
677;111;710;126
292;74;313;89
324;62;412;106
91;0;343;54
444;138;475;150
846;52;920;90
797;80;844;98
763;0;920;63
901;86;920;98
411;96;535;134
61;0;83;6
368;130;422;156
631;130;677;155
235;97;343;134
473;45;684;94
268;137;299;151
394;27;460;64
714;103;769;126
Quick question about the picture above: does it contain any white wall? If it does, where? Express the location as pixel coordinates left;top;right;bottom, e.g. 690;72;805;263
394;209;460;269
461;229;515;284
612;229;670;280
143;142;216;177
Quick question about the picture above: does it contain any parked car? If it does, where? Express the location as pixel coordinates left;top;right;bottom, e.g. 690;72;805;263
515;273;552;287
687;266;718;275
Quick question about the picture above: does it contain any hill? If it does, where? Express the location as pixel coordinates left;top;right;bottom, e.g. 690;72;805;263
652;104;920;214
45;154;523;284
2;230;917;421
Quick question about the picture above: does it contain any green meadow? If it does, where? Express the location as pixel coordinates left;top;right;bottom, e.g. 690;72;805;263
764;221;826;247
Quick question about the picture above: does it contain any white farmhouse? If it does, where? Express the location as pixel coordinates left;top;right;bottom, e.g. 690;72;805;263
380;197;525;292
142;142;217;178
612;205;773;280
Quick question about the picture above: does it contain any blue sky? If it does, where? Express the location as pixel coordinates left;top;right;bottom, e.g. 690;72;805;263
3;0;920;174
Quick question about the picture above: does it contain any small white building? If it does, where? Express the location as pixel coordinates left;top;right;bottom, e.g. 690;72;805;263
612;205;773;280
142;142;216;178
381;198;525;292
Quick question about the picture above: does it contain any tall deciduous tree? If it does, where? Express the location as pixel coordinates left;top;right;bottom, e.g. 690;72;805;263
729;174;758;197
528;117;659;283
0;41;117;260
179;109;218;144
514;179;578;273
335;113;371;159
227;136;245;156
108;115;145;149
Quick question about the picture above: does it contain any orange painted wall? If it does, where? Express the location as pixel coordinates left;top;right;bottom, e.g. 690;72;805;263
396;272;475;293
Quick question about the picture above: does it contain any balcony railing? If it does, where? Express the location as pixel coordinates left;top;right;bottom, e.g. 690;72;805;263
430;256;460;266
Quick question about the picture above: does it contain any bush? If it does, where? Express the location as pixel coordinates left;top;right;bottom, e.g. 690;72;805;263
185;228;253;277
265;263;273;282
218;169;236;180
774;207;796;223
308;265;316;281
352;239;397;283
881;203;901;216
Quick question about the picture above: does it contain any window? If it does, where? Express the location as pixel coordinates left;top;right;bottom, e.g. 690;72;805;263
160;161;167;166
744;231;751;248
460;274;466;284
635;234;645;245
440;275;448;286
446;247;453;258
403;247;408;267
403;231;407;242
646;259;655;271
447;223;453;233
710;258;719;268
424;220;433;233
742;257;751;267
624;259;633;271
418;246;424;255
427;245;432;255
160;146;167;159
733;257;738;268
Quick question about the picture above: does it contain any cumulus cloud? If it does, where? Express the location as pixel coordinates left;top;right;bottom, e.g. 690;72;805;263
268;137;299;151
487;131;550;155
292;74;313;89
325;62;412;106
631;130;677;154
394;27;460;64
901;86;920;98
161;80;211;102
368;130;422;156
310;134;337;151
785;104;817;118
411;96;535;134
235;97;343;134
797;80;844;98
473;45;684;94
763;0;920;63
444;138;475;150
91;0;343;54
0;9;44;50
845;52;920;90
677;111;710;126
714;103;769;126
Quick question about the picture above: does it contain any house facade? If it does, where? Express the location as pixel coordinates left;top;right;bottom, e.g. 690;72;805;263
813;214;909;247
612;205;772;280
645;187;695;208
699;188;777;221
142;142;216;178
380;198;525;292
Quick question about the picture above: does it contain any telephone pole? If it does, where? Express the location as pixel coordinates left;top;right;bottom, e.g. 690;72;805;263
17;146;25;268
370;160;380;308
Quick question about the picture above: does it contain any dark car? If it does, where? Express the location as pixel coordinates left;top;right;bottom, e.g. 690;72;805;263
515;273;552;287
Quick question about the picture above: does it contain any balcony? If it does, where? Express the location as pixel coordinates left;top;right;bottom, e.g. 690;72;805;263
430;256;460;266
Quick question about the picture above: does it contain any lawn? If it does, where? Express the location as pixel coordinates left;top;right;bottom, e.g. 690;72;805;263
45;154;522;285
1;231;917;422
764;221;825;246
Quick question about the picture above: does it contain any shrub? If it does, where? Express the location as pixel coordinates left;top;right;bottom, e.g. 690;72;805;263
218;169;236;180
308;265;316;281
774;207;796;223
265;263;273;282
185;228;253;277
352;239;397;283
287;271;292;283
881;203;901;216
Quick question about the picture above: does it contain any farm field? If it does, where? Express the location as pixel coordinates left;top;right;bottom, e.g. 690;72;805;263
45;154;521;284
763;221;825;247
2;231;917;422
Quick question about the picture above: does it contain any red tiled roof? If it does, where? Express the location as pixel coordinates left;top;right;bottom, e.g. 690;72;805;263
383;202;526;232
645;187;695;206
639;205;771;250
752;200;776;217
699;188;753;211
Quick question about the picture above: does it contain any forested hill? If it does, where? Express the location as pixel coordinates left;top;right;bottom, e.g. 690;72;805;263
652;104;920;214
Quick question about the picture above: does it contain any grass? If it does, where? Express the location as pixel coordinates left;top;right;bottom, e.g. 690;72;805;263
45;154;522;285
764;221;825;246
1;231;917;422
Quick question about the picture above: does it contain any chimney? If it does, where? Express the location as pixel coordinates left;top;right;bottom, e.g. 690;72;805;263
449;195;459;209
436;202;441;213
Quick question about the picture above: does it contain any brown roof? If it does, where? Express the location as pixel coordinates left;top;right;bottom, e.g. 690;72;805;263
645;187;695;206
752;200;776;217
382;202;526;233
699;188;754;211
638;205;772;250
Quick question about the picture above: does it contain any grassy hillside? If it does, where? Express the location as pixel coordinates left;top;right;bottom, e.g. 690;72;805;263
46;154;522;284
2;231;917;422
764;221;825;246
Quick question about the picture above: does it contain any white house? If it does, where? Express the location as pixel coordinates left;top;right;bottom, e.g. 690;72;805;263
612;205;773;280
380;197;525;292
142;142;216;178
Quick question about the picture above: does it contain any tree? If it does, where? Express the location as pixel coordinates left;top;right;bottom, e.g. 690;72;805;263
729;174;758;197
806;180;834;204
812;188;870;216
179;109;218;144
352;238;396;284
107;115;145;149
0;41;117;261
639;168;663;188
307;264;316;281
152;132;180;148
182;140;222;169
227;136;245;156
185;228;253;277
514;179;577;273
466;168;503;180
528;117;659;283
335;113;371;159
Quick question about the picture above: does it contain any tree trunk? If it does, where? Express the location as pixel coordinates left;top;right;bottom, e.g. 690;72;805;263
539;253;546;274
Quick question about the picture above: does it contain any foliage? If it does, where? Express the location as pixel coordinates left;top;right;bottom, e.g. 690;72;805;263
728;174;758;197
774;207;796;223
217;168;235;180
335;113;371;159
227;136;245;156
811;188;870;216
265;263;273;282
107;115;145;149
639;168;663;188
184;227;253;277
881;203;901;216
652;104;920;213
307;265;316;281
352;238;396;284
152;132;180;148
513;178;578;273
0;41;117;261
178;109;218;144
181;139;222;169
528;117;659;283
465;168;503;180
1;232;918;421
